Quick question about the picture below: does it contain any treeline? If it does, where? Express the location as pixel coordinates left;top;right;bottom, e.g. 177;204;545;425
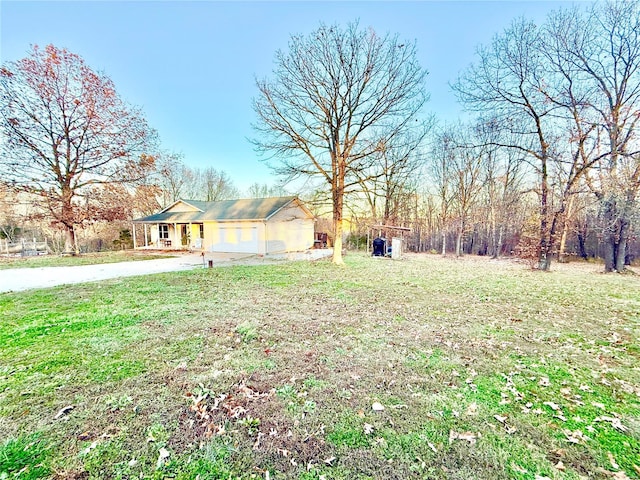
333;1;639;271
1;3;639;268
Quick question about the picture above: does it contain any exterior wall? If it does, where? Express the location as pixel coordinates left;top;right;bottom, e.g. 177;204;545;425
264;220;314;254
201;207;314;254
203;221;266;254
189;224;203;249
265;203;315;254
165;201;201;213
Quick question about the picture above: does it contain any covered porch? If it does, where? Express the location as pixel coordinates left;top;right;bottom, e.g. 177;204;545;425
132;222;204;250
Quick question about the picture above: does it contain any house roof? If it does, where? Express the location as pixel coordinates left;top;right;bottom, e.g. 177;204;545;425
133;196;312;223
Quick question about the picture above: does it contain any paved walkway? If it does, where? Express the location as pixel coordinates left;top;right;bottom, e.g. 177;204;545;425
0;250;332;293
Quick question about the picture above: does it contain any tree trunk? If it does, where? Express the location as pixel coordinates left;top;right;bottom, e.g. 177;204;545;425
558;195;575;263
494;224;504;259
331;161;345;265
441;231;446;256
577;231;588;260
64;225;77;255
455;221;464;257
538;158;552;271
615;218;630;272
60;186;79;255
602;198;617;272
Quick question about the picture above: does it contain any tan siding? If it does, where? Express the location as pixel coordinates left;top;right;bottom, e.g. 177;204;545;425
165;201;201;213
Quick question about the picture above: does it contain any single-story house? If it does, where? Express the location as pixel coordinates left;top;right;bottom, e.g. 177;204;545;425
132;196;315;255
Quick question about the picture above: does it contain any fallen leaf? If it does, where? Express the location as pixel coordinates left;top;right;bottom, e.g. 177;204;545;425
363;423;374;435
156;447;170;469
372;402;385;411
505;425;517;434
54;405;75;419
465;402;478;416
555;460;566;471
538;377;550;387
608;452;619;470
563;429;589;444
543;401;560;411
494;414;507;423
594;416;628;432
427;441;437;453
79;441;98;456
449;430;479;445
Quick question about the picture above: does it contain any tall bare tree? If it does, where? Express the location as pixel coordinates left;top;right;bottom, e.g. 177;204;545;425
196;167;239;201
453;18;599;270
253;22;428;264
0;45;156;253
551;1;640;272
428;128;457;256
355;128;428;227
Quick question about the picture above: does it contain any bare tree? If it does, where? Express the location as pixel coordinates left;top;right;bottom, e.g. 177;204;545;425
156;152;193;206
355;127;429;228
246;182;289;199
194;167;239;201
453;18;600;270
428;128;457;256
253;22;428;264
0;45;156;253
552;1;640;272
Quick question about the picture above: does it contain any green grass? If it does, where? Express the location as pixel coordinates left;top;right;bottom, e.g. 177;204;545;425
1;253;638;479
0;250;171;269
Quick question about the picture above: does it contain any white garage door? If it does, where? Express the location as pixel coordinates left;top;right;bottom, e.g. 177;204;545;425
215;226;259;253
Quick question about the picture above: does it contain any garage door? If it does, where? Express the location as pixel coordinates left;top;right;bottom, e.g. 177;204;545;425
214;226;259;253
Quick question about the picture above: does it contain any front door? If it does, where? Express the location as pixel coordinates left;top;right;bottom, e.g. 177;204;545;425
181;225;189;246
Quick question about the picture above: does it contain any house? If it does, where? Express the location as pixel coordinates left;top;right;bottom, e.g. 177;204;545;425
132;196;315;254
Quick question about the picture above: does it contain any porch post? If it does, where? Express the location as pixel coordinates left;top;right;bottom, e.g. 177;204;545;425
174;223;178;248
144;224;148;247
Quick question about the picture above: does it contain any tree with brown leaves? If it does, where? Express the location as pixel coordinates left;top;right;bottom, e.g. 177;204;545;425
0;44;156;253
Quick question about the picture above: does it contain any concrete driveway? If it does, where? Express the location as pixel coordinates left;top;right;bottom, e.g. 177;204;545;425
0;250;332;293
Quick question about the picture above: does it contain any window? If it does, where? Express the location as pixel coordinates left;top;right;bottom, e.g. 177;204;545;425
199;224;204;239
159;224;169;239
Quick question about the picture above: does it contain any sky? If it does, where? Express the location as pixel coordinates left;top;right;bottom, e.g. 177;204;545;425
1;0;578;193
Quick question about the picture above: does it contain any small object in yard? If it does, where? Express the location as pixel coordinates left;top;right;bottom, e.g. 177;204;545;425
372;237;386;257
372;402;385;411
54;405;75;419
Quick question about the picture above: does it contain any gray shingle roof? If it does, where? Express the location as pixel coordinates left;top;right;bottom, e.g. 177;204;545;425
133;196;305;223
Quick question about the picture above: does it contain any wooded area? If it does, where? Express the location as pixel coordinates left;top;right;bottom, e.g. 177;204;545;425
1;2;639;271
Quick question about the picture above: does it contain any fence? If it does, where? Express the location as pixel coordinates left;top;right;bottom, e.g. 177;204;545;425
0;238;49;256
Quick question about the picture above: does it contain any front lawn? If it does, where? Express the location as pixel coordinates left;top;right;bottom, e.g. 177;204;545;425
1;254;638;479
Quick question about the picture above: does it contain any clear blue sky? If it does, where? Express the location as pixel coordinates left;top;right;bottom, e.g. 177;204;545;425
2;1;575;192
